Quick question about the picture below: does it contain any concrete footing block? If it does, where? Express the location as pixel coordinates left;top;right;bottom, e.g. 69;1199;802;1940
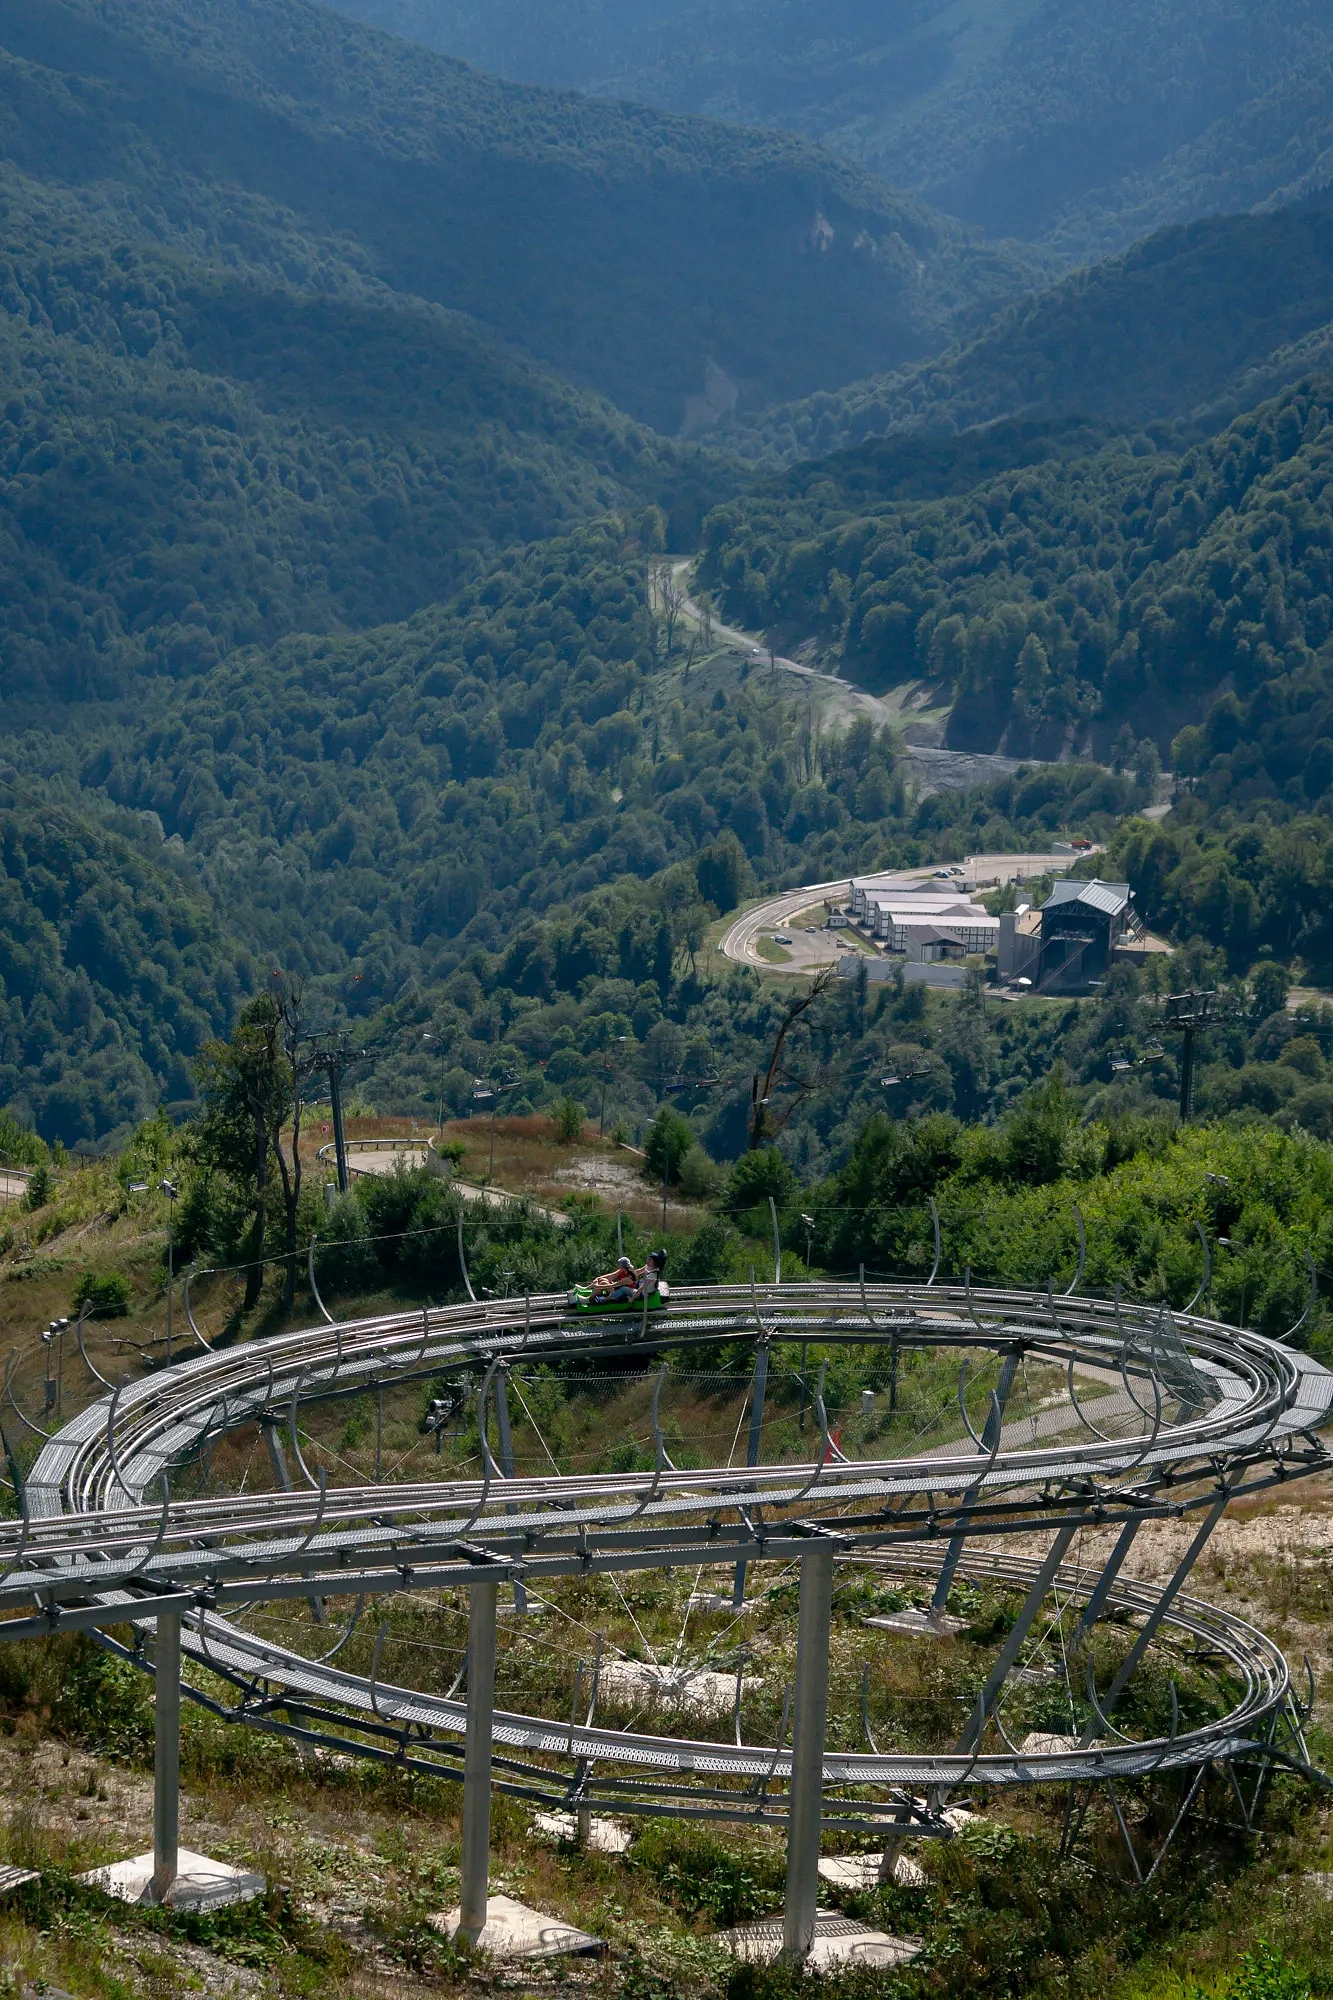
721;1910;922;1971
532;1811;631;1854
818;1851;927;1890
432;1892;604;1958
864;1607;965;1637
79;1848;265;1912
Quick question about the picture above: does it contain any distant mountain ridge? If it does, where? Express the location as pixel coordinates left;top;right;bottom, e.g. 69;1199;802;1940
326;0;1333;262
0;0;1039;434
723;193;1333;462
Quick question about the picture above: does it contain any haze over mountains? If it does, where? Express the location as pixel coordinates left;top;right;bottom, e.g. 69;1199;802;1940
325;0;1333;257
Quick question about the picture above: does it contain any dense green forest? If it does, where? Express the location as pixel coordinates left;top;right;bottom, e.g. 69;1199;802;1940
4;513;1151;1143
0;800;248;1143
326;0;1333;260
0;169;724;703
0;0;1037;436
697;372;1333;757
725;194;1333;463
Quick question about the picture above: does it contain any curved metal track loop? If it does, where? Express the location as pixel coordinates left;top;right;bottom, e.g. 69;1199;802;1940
3;1349;51;1442
313;1590;367;1665
288;1369;321;1491
76;1307;116;1392
1066;1350;1114;1442
181;1266;213;1351
307;1238;335;1326
457;1215;477;1305
1284;1251;1319;1345
860;1661;880;1756
1185;1223;1211;1317
1064;1206;1087;1297
126;1470;173;1582
926;1198;941;1286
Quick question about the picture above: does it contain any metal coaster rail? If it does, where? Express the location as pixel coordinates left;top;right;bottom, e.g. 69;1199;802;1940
5;1276;1332;1956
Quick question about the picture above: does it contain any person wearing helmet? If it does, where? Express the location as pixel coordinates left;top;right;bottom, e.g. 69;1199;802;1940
634;1248;667;1301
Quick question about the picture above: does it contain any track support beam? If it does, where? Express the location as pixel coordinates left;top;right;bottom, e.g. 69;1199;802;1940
733;1338;770;1609
459;1578;500;1946
783;1536;834;1965
932;1350;1019;1612
152;1612;181;1905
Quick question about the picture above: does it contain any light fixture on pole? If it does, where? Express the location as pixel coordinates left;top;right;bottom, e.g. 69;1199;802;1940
422;1032;448;1133
129;1178;180;1363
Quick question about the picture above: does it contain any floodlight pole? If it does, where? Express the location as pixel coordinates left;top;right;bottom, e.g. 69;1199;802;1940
782;1535;834;1965
152;1611;181;1905
459;1577;500;1945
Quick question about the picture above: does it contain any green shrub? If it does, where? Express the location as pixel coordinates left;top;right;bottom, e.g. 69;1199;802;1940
628;1821;784;1926
24;1164;53;1212
71;1271;131;1318
553;1096;586;1143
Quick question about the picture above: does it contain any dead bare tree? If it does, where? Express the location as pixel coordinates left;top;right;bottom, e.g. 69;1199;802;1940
659;565;685;656
748;966;836;1148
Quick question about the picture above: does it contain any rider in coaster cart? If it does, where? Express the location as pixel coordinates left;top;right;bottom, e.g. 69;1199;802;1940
569;1248;668;1310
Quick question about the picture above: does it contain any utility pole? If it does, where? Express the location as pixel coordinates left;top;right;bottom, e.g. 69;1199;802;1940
1162;991;1217;1122
163;1180;177;1362
300;1036;368;1194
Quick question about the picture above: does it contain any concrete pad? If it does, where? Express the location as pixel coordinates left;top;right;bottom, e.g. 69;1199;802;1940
598;1660;762;1717
532;1811;631;1855
432;1892;604;1958
864;1607;965;1638
722;1911;922;1971
0;1864;38;1894
819;1852;927;1890
1020;1732;1101;1756
79;1848;265;1912
687;1592;732;1614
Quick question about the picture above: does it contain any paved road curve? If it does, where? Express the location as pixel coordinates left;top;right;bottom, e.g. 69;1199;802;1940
720;850;1098;976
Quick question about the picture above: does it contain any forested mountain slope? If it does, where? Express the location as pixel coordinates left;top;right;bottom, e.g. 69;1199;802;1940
698;373;1333;757
729;194;1333;463
6;517;1142;1142
0;168;716;705
0;0;1037;435
326;0;1333;261
0;797;249;1144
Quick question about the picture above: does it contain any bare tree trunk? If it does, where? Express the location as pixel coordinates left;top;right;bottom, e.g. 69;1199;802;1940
749;969;835;1148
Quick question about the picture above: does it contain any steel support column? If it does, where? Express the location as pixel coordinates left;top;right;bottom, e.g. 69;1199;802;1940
458;1578;500;1946
733;1338;770;1609
492;1371;527;1616
783;1536;834;1965
879;1522;1079;1883
933;1350;1019;1612
1081;1493;1227;1742
152;1611;181;1906
958;1523;1078;1753
263;1417;325;1622
1072;1516;1143;1644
